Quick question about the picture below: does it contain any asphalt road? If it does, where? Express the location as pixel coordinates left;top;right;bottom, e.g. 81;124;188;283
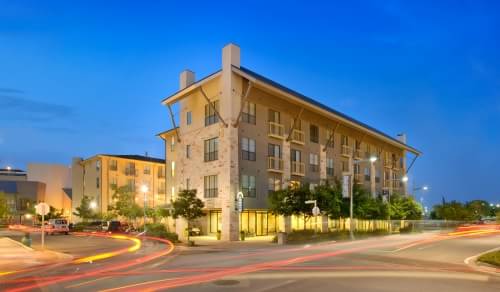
1;228;499;292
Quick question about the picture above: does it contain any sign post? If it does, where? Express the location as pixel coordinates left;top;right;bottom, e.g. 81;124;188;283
35;202;50;249
305;200;320;233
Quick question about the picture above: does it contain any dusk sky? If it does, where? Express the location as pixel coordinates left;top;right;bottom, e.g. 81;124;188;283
0;0;499;207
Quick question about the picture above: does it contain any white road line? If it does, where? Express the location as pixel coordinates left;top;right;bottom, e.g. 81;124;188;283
255;279;297;292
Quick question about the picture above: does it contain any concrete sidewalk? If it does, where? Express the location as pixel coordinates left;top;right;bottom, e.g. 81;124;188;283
0;237;73;274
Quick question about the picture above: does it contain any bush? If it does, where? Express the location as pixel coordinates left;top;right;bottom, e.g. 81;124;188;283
282;229;390;244
71;222;88;232
478;251;500;267
145;223;179;242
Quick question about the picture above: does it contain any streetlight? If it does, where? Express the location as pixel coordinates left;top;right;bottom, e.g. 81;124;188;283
141;184;149;233
89;201;97;209
6;166;11;171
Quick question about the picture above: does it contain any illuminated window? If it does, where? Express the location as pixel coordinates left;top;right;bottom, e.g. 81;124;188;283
171;161;175;177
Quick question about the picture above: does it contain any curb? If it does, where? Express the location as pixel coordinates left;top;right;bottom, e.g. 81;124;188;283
1;237;34;251
464;247;500;276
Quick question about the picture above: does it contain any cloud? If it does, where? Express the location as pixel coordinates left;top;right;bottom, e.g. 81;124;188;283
0;95;74;122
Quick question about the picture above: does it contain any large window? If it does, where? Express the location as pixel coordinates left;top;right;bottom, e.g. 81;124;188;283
326;158;334;176
291;149;301;162
310;124;319;143
204;175;218;198
241;137;256;161
204;137;219;162
341;135;349;146
268;109;280;123
268;143;281;158
205;100;220;126
241;175;256;197
241;101;256;124
309;153;319;172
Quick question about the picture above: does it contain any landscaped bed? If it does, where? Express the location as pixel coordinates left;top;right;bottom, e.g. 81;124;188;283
478;250;500;267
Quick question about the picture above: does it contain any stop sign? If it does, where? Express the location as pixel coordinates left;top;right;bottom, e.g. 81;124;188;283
35;203;50;216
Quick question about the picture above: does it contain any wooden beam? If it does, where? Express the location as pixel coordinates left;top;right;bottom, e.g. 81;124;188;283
167;104;181;142
323;122;339;152
286;108;304;141
232;81;253;127
200;87;228;128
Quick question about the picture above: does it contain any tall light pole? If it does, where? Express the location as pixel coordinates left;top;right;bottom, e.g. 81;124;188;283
141;184;149;233
349;156;378;240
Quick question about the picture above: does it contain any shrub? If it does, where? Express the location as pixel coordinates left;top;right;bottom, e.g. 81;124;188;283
146;223;179;242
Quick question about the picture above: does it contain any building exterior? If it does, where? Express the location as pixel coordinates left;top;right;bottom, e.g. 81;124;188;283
159;44;421;241
71;155;166;221
0;178;46;223
27;164;72;220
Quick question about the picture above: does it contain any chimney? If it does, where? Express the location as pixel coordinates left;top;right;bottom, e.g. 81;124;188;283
179;70;195;90
397;133;407;144
222;43;240;70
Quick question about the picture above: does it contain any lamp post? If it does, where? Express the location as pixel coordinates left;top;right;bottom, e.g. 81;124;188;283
141;185;149;233
349;156;378;240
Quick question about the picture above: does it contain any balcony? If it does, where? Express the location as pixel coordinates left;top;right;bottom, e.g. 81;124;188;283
354;174;364;184
383;180;391;189
384;158;392;168
341;145;352;157
268;122;285;139
267;157;284;173
125;168;136;176
392;162;401;171
290;129;305;145
291;161;305;176
392;180;401;190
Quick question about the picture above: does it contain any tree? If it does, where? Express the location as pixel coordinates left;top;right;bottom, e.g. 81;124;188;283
389;193;422;220
171;189;204;240
73;196;95;222
38;206;63;221
431;200;473;221
465;200;490;220
0;192;10;219
108;186;142;223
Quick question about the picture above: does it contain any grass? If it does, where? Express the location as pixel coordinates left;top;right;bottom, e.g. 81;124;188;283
478;250;500;267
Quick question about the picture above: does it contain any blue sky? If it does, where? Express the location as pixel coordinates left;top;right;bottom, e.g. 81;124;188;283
0;0;499;206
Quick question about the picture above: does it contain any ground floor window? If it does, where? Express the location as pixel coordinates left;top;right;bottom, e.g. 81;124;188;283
240;210;278;236
209;210;222;233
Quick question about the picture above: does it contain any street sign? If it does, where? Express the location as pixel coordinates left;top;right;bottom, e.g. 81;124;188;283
312;206;320;216
342;175;350;198
236;192;244;213
35;202;50;216
305;200;316;204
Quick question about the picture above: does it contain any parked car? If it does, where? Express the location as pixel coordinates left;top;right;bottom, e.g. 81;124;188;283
46;219;69;235
105;221;130;233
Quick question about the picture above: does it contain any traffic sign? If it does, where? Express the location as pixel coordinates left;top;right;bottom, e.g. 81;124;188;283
342;175;350;198
35;202;50;216
312;206;320;216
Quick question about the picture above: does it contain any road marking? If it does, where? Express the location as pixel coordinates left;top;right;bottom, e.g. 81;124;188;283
255;279;296;292
65;276;111;289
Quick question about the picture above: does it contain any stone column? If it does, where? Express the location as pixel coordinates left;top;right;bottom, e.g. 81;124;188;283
279;215;292;233
319;149;327;183
370;161;376;197
282;140;291;188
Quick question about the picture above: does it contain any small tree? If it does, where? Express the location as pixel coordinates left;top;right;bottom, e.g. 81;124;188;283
73;196;95;222
0;192;10;219
108;186;142;224
171;189;204;240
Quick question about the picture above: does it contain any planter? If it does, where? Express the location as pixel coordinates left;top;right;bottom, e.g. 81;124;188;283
240;231;245;241
216;230;221;240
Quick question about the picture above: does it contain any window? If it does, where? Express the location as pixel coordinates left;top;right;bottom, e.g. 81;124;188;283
186;111;192;125
144;165;151;175
342;160;349;172
127;179;135;192
171;187;175;199
355;140;361;150
96;160;101;172
241;175;256;197
326;158;334;176
341;135;348;146
205;100;220;126
204;175;218;198
375;169;381;183
186;145;191;159
309;183;318;191
125;162;135;176
325;129;334;148
186;178;190;190
310;124;319;143
158;166;165;178
109;159;117;171
171;136;175;152
364;167;370;181
241;101;256;124
241;137;256;161
204;137;219;161
96;177;100;188
158;184;165;194
268;109;280;123
268;175;281;193
290;180;301;189
171;161;175;177
110;177;117;189
309;153;319;172
291;149;301;162
354;163;361;174
268;143;281;158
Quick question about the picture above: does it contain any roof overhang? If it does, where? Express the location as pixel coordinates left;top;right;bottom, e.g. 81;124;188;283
161;70;221;105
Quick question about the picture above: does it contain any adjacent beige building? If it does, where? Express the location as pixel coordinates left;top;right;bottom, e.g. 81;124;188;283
72;155;166;221
160;44;421;241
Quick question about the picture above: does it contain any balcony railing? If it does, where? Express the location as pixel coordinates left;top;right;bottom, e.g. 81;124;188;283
354;149;362;160
267;157;284;172
341;145;352;157
384;158;392;168
291;161;305;176
392;180;401;189
290;129;305;145
268;122;285;139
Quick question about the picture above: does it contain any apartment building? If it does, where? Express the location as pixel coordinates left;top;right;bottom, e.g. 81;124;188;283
159;44;420;241
72;155;166;221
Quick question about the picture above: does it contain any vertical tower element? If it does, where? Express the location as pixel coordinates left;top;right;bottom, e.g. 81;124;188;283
220;43;241;241
179;70;195;90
